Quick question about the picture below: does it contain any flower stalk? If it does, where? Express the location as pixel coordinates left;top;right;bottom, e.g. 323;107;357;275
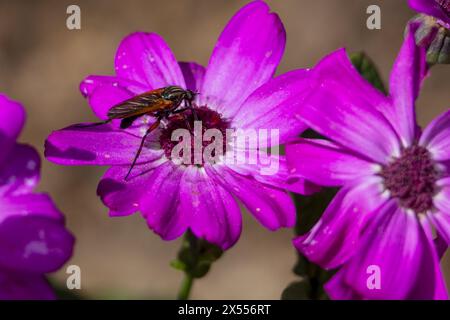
177;273;194;300
172;230;223;300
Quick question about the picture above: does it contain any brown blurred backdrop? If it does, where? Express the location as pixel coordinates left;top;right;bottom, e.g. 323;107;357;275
0;0;448;299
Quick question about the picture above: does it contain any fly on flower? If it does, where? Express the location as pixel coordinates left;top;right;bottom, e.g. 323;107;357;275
81;85;198;180
45;0;316;250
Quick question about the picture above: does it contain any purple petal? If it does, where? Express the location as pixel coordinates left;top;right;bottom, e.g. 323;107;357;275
435;234;448;259
408;0;450;25
45;124;163;166
0;193;62;222
140;162;188;240
293;179;387;269
225;154;319;195
0;194;73;273
342;203;427;299
387;24;427;146
429;211;450;245
431;178;450;244
179;166;242;249
231;69;309;144
207;165;295;230
200;1;285;119
309;48;388;111
419;109;450;161
326;218;449;300
0;144;40;197
87;85;133;120
286;138;377;187
80;75;141;120
325;269;364;300
80;75;148;98
407;217;448;300
0;270;55;300
115;32;185;89
0;94;25;161
97;158;167;217
179;62;205;93
301;49;400;164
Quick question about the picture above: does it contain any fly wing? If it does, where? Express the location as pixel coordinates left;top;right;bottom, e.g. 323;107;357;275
107;88;172;119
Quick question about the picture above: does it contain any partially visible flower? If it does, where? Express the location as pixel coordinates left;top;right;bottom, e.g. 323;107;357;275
45;1;316;250
0;94;74;300
409;0;450;25
286;26;449;299
407;0;450;64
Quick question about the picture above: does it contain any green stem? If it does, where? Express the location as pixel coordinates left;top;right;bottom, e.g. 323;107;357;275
177;273;194;300
306;262;320;300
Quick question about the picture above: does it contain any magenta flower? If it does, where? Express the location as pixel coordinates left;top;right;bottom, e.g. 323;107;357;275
408;0;450;26
0;94;74;300
45;1;314;250
286;27;449;299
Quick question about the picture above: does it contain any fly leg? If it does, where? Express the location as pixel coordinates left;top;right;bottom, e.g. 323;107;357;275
125;117;161;181
173;98;199;120
173;99;199;131
172;107;194;131
187;100;199;121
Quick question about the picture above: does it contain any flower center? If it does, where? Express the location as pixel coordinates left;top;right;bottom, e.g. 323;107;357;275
380;144;439;214
159;106;230;165
436;0;450;17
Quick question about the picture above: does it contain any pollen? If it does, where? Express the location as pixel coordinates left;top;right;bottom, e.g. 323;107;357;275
380;144;439;214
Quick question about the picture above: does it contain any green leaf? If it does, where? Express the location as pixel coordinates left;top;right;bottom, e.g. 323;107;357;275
427;27;450;65
350;52;387;94
294;186;338;236
281;279;310;300
48;278;84;300
170;259;186;271
171;230;223;279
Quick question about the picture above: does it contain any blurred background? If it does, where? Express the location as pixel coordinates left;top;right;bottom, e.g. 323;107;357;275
0;0;448;299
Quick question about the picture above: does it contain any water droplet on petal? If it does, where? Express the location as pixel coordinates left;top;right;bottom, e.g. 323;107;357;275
26;160;37;170
25;178;35;187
